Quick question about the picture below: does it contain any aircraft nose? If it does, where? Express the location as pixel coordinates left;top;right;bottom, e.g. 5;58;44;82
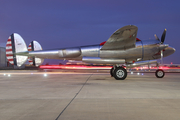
166;46;175;55
171;47;176;54
173;47;176;52
162;46;175;57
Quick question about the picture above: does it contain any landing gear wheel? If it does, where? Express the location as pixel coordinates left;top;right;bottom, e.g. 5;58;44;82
113;67;127;80
110;67;114;77
155;69;165;78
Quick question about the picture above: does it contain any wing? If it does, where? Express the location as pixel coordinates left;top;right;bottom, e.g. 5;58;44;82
101;25;138;50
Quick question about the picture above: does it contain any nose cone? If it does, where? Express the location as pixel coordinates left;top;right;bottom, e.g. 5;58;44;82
172;47;176;53
169;46;176;54
163;46;175;57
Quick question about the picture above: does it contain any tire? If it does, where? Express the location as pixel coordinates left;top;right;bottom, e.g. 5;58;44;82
110;67;114;77
113;67;127;80
155;69;165;78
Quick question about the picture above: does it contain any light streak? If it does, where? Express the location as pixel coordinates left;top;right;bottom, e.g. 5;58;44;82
39;65;112;70
0;72;108;75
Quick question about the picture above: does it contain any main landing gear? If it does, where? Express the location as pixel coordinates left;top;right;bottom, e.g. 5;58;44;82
110;66;127;80
110;66;165;80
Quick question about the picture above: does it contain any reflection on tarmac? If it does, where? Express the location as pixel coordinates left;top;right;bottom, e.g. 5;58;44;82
0;70;180;120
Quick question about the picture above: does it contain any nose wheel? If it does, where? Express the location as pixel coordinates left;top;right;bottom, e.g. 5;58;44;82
110;67;127;80
155;69;165;78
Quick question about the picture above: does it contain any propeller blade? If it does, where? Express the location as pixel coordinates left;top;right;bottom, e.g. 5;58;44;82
161;29;166;44
154;34;160;41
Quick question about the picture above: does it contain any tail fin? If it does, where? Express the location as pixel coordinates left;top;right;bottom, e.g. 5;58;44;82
6;33;28;67
27;41;44;66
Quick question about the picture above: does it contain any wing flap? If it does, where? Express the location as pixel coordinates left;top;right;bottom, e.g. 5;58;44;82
101;25;138;50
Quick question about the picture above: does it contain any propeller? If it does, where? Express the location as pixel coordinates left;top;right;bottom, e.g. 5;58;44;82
154;29;167;66
154;29;166;44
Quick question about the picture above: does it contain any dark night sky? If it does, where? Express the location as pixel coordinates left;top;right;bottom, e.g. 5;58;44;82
0;0;179;64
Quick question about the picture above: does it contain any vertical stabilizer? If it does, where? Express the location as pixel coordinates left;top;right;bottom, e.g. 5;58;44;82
28;41;44;66
6;33;28;67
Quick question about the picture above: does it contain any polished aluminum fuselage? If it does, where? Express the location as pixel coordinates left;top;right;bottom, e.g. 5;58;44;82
23;39;175;64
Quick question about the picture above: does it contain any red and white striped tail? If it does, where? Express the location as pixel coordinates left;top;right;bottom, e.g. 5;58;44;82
6;37;14;65
6;33;28;67
27;41;44;67
28;42;33;65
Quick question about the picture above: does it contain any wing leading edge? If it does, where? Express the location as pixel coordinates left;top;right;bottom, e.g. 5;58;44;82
101;25;138;50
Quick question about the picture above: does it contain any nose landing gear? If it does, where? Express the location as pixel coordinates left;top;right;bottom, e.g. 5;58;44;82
155;69;165;78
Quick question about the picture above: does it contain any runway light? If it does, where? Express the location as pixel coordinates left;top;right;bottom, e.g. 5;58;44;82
4;74;6;76
141;73;144;75
131;72;133;74
31;73;33;75
44;74;47;77
8;74;11;77
137;73;140;75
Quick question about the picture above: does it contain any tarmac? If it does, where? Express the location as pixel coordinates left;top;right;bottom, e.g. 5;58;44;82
0;70;180;120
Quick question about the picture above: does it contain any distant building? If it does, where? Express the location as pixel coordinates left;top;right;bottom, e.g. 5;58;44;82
0;47;8;68
0;47;25;69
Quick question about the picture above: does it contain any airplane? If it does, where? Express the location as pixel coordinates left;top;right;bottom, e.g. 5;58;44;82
5;25;175;80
